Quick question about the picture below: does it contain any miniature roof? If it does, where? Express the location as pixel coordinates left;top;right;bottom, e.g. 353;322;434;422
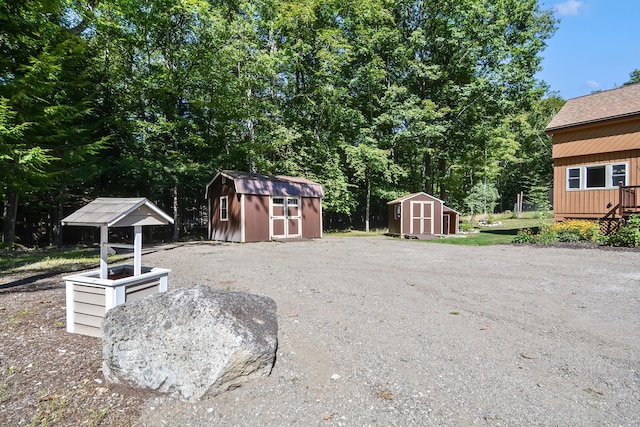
545;83;640;132
61;198;174;227
205;170;324;198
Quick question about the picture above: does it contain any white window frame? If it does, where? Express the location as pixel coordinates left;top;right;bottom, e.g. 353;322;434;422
220;196;228;221
567;167;581;190
566;162;628;191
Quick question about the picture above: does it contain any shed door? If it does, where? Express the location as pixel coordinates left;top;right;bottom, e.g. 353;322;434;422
410;201;434;235
271;197;301;239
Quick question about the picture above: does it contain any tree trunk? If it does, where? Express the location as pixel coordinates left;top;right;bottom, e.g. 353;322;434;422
365;178;371;233
172;185;179;241
3;190;19;253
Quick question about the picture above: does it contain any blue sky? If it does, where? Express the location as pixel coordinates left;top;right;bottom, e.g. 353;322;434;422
536;0;640;100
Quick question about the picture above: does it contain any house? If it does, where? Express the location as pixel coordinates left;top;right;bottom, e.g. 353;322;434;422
387;192;460;238
205;170;324;242
545;83;640;225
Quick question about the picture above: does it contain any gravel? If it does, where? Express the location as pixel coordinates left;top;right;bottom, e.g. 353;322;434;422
1;236;638;426
135;237;640;426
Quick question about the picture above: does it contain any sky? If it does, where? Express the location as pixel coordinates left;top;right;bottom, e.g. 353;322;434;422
536;0;640;100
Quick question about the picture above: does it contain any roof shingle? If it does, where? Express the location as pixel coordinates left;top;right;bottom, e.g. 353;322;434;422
545;83;640;132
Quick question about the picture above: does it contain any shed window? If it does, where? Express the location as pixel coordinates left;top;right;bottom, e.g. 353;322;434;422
567;168;581;189
394;204;401;219
272;197;284;205
220;196;228;221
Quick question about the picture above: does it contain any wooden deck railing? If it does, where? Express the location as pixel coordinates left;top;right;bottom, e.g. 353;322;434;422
619;184;640;216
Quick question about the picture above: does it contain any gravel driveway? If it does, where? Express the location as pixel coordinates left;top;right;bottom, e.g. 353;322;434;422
134;237;640;426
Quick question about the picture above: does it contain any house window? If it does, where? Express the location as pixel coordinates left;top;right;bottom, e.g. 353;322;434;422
220;196;228;221
611;164;626;187
567;168;581;189
585;165;606;188
566;163;628;190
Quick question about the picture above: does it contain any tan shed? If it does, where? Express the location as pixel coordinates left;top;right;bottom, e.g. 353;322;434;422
205;170;324;242
545;83;640;224
387;192;459;238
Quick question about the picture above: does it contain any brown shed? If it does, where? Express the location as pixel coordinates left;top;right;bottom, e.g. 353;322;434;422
205;170;324;242
545;83;640;223
387;192;460;238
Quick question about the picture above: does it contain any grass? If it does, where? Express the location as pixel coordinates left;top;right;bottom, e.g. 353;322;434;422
0;247;130;277
429;211;553;246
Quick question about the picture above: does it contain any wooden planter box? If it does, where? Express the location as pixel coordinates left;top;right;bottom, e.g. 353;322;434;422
65;265;170;337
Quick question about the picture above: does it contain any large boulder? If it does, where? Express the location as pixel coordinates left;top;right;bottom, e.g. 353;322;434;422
101;285;278;402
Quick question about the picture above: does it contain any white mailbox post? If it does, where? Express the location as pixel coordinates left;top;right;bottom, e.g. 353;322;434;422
61;198;174;337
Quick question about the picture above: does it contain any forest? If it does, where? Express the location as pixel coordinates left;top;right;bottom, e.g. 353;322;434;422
1;0;564;247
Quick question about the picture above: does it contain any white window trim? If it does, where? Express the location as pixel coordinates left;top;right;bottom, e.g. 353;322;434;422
566;162;628;191
220;196;228;221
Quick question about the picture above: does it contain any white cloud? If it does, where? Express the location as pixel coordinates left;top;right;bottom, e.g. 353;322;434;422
555;0;585;16
586;80;600;88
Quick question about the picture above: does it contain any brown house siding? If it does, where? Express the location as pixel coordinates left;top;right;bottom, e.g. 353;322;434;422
553;149;640;220
553;118;640;159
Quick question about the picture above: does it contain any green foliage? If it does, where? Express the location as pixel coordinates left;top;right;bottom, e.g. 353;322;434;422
464;182;500;218
606;215;640;247
513;228;535;243
624;69;640;85
1;0;559;243
459;221;475;232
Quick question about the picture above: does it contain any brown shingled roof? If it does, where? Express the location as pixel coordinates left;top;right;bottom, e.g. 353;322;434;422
545;83;640;132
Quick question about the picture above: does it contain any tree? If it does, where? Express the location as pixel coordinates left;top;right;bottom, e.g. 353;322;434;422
346;139;404;232
624;69;640;85
464;182;500;221
1;0;103;248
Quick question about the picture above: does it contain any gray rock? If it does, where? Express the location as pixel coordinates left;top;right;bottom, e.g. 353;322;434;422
101;285;278;402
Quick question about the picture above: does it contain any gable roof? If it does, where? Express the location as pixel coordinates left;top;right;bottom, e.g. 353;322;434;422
545;83;640;132
205;170;324;198
61;198;174;227
387;192;461;214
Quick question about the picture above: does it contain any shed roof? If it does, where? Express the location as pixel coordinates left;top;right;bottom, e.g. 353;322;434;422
387;192;460;214
205;170;324;198
61;198;174;227
545;83;640;132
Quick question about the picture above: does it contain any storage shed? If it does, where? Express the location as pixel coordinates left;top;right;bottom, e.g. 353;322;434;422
205;170;324;242
387;192;460;238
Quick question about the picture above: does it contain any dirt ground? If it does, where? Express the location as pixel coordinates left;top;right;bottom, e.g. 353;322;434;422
1;237;639;426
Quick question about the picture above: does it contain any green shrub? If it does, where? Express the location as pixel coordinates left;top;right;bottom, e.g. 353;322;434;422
513;229;534;243
534;224;558;245
551;219;602;242
556;229;582;242
607;215;640;247
459;221;475;232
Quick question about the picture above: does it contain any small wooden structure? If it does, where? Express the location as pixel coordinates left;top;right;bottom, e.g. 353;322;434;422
387;192;460;238
61;198;173;337
546;83;640;226
205;170;324;242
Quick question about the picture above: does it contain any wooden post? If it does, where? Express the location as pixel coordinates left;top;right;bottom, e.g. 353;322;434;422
65;281;75;333
134;225;142;276
100;226;108;280
619;182;623;218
